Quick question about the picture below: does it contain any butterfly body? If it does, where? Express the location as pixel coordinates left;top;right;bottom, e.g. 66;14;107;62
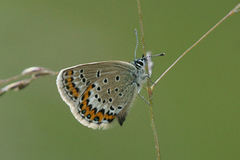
56;58;147;129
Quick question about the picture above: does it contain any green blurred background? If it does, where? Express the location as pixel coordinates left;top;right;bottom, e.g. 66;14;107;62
0;1;239;160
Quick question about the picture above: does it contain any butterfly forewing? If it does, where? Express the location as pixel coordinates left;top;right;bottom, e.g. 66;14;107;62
57;61;139;129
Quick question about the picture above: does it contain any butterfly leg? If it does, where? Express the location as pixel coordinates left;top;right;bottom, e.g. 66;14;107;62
137;85;150;105
143;74;156;85
137;93;150;105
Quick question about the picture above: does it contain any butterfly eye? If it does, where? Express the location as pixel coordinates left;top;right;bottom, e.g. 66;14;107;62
138;61;143;66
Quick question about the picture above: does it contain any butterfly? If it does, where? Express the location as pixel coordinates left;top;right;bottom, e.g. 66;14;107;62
56;55;151;129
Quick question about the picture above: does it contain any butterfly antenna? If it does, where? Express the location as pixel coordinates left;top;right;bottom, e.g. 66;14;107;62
146;53;165;58
134;29;138;59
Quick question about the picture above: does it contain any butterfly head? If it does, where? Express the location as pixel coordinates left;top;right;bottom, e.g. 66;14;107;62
133;54;147;69
133;53;165;69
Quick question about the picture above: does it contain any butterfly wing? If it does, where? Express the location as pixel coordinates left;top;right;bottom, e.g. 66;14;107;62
56;61;140;129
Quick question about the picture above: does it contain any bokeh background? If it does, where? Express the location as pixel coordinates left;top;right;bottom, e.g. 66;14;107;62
0;1;239;160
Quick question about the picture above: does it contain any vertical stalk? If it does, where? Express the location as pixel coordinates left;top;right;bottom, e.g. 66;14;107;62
137;0;161;159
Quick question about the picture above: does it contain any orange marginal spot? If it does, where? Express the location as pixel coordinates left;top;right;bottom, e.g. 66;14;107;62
83;107;90;117
94;112;104;122
66;77;73;84
67;83;72;88
72;90;79;97
83;106;92;117
67;82;80;98
66;70;73;76
79;85;100;119
88;109;96;121
82;85;93;101
104;113;116;122
68;83;74;89
81;101;88;111
80;100;91;116
67;84;75;92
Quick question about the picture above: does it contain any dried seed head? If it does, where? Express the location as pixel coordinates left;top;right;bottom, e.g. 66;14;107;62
0;80;31;96
22;67;55;77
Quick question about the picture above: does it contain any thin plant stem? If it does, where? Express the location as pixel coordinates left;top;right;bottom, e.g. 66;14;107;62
151;3;240;90
0;67;58;95
137;0;146;57
137;0;161;160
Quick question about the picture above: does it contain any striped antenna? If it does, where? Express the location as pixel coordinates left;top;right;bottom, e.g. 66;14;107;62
146;53;165;58
134;29;138;59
